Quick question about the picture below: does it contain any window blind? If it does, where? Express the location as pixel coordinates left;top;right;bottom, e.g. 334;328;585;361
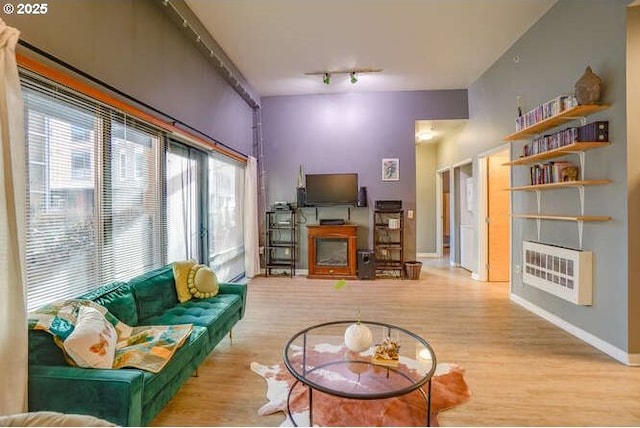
21;67;247;311
103;115;162;281
22;75;163;311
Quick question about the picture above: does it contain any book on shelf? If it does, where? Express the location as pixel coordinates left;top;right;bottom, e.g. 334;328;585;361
522;120;609;158
516;95;578;131
529;161;578;185
552;161;574;183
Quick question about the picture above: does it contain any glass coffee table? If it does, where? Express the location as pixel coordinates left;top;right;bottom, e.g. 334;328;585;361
283;320;437;426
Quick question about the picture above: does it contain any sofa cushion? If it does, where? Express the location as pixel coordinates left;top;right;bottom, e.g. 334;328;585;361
128;265;179;320
82;282;139;327
139;294;242;344
28;327;66;366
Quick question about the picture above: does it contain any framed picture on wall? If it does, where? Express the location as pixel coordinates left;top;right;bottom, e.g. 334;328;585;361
382;158;399;181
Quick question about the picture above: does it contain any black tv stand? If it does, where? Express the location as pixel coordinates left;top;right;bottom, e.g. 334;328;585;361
319;218;345;225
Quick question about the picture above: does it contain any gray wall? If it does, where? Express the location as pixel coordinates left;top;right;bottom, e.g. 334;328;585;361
261;90;468;267
439;0;633;354
5;0;254;155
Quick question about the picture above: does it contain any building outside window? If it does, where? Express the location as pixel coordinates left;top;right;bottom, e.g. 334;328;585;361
71;151;91;180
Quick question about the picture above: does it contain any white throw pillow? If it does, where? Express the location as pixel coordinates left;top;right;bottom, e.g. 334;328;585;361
63;305;117;369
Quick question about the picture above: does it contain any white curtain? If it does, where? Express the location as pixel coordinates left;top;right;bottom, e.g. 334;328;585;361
244;156;260;278
0;19;27;415
167;145;199;263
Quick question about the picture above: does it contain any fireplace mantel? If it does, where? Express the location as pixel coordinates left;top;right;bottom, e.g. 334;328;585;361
307;224;358;279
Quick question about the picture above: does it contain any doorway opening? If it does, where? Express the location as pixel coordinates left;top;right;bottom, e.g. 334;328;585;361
415;119;467;262
451;160;474;271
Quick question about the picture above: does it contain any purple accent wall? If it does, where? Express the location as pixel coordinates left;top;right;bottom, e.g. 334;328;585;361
261;89;468;263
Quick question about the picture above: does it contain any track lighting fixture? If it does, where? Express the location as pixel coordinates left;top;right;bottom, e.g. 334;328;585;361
305;68;382;85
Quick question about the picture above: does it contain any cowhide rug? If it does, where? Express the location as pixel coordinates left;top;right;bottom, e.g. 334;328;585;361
251;345;470;427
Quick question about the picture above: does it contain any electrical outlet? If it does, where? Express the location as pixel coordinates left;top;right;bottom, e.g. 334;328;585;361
407;209;414;219
514;265;521;274
259;246;264;255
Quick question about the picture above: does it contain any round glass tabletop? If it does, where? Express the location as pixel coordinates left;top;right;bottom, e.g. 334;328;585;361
282;320;436;400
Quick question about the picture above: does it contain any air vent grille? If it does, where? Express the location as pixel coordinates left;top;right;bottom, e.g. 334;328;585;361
523;241;592;305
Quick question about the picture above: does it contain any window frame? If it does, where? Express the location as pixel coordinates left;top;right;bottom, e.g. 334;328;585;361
18;55;249;311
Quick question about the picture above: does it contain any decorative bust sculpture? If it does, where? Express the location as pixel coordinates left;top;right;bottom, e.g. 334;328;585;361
574;66;603;105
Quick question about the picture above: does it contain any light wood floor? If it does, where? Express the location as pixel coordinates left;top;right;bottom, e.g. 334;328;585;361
152;257;640;427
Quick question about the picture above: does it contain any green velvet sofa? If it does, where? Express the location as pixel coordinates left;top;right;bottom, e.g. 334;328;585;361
27;264;247;426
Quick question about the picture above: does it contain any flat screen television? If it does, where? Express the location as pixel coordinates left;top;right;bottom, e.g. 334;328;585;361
305;173;358;206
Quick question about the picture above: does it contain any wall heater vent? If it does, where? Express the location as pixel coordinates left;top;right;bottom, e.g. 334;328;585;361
522;241;592;305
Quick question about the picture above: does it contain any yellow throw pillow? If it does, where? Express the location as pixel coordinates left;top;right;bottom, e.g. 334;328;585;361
63;306;117;369
187;264;219;299
173;259;197;303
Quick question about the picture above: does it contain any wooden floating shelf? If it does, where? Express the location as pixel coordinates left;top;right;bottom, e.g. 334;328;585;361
504;104;610;141
504;142;610;166
512;214;611;222
507;179;610;191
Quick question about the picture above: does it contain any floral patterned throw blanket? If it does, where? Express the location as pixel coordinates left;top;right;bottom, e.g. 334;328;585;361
29;299;192;373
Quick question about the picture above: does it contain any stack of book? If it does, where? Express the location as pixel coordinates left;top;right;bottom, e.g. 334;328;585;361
522;121;609;158
529;161;578;185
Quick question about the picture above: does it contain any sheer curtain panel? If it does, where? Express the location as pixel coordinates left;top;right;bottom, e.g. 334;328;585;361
166;142;201;263
244;156;260;277
208;154;245;281
0;19;27;415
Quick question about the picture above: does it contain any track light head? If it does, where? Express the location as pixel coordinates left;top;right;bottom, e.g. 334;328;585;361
306;68;381;85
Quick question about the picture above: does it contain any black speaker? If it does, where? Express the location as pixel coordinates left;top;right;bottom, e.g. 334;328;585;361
297;187;306;207
357;249;376;280
357;186;368;207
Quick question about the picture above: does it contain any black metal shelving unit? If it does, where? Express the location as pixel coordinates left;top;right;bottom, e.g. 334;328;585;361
265;210;296;277
374;209;404;278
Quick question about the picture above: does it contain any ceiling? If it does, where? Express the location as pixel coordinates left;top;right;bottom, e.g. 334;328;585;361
184;0;557;98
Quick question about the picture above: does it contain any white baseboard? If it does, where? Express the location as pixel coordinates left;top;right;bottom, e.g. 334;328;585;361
471;272;482;281
510;294;639;366
417;252;439;258
450;261;460;267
